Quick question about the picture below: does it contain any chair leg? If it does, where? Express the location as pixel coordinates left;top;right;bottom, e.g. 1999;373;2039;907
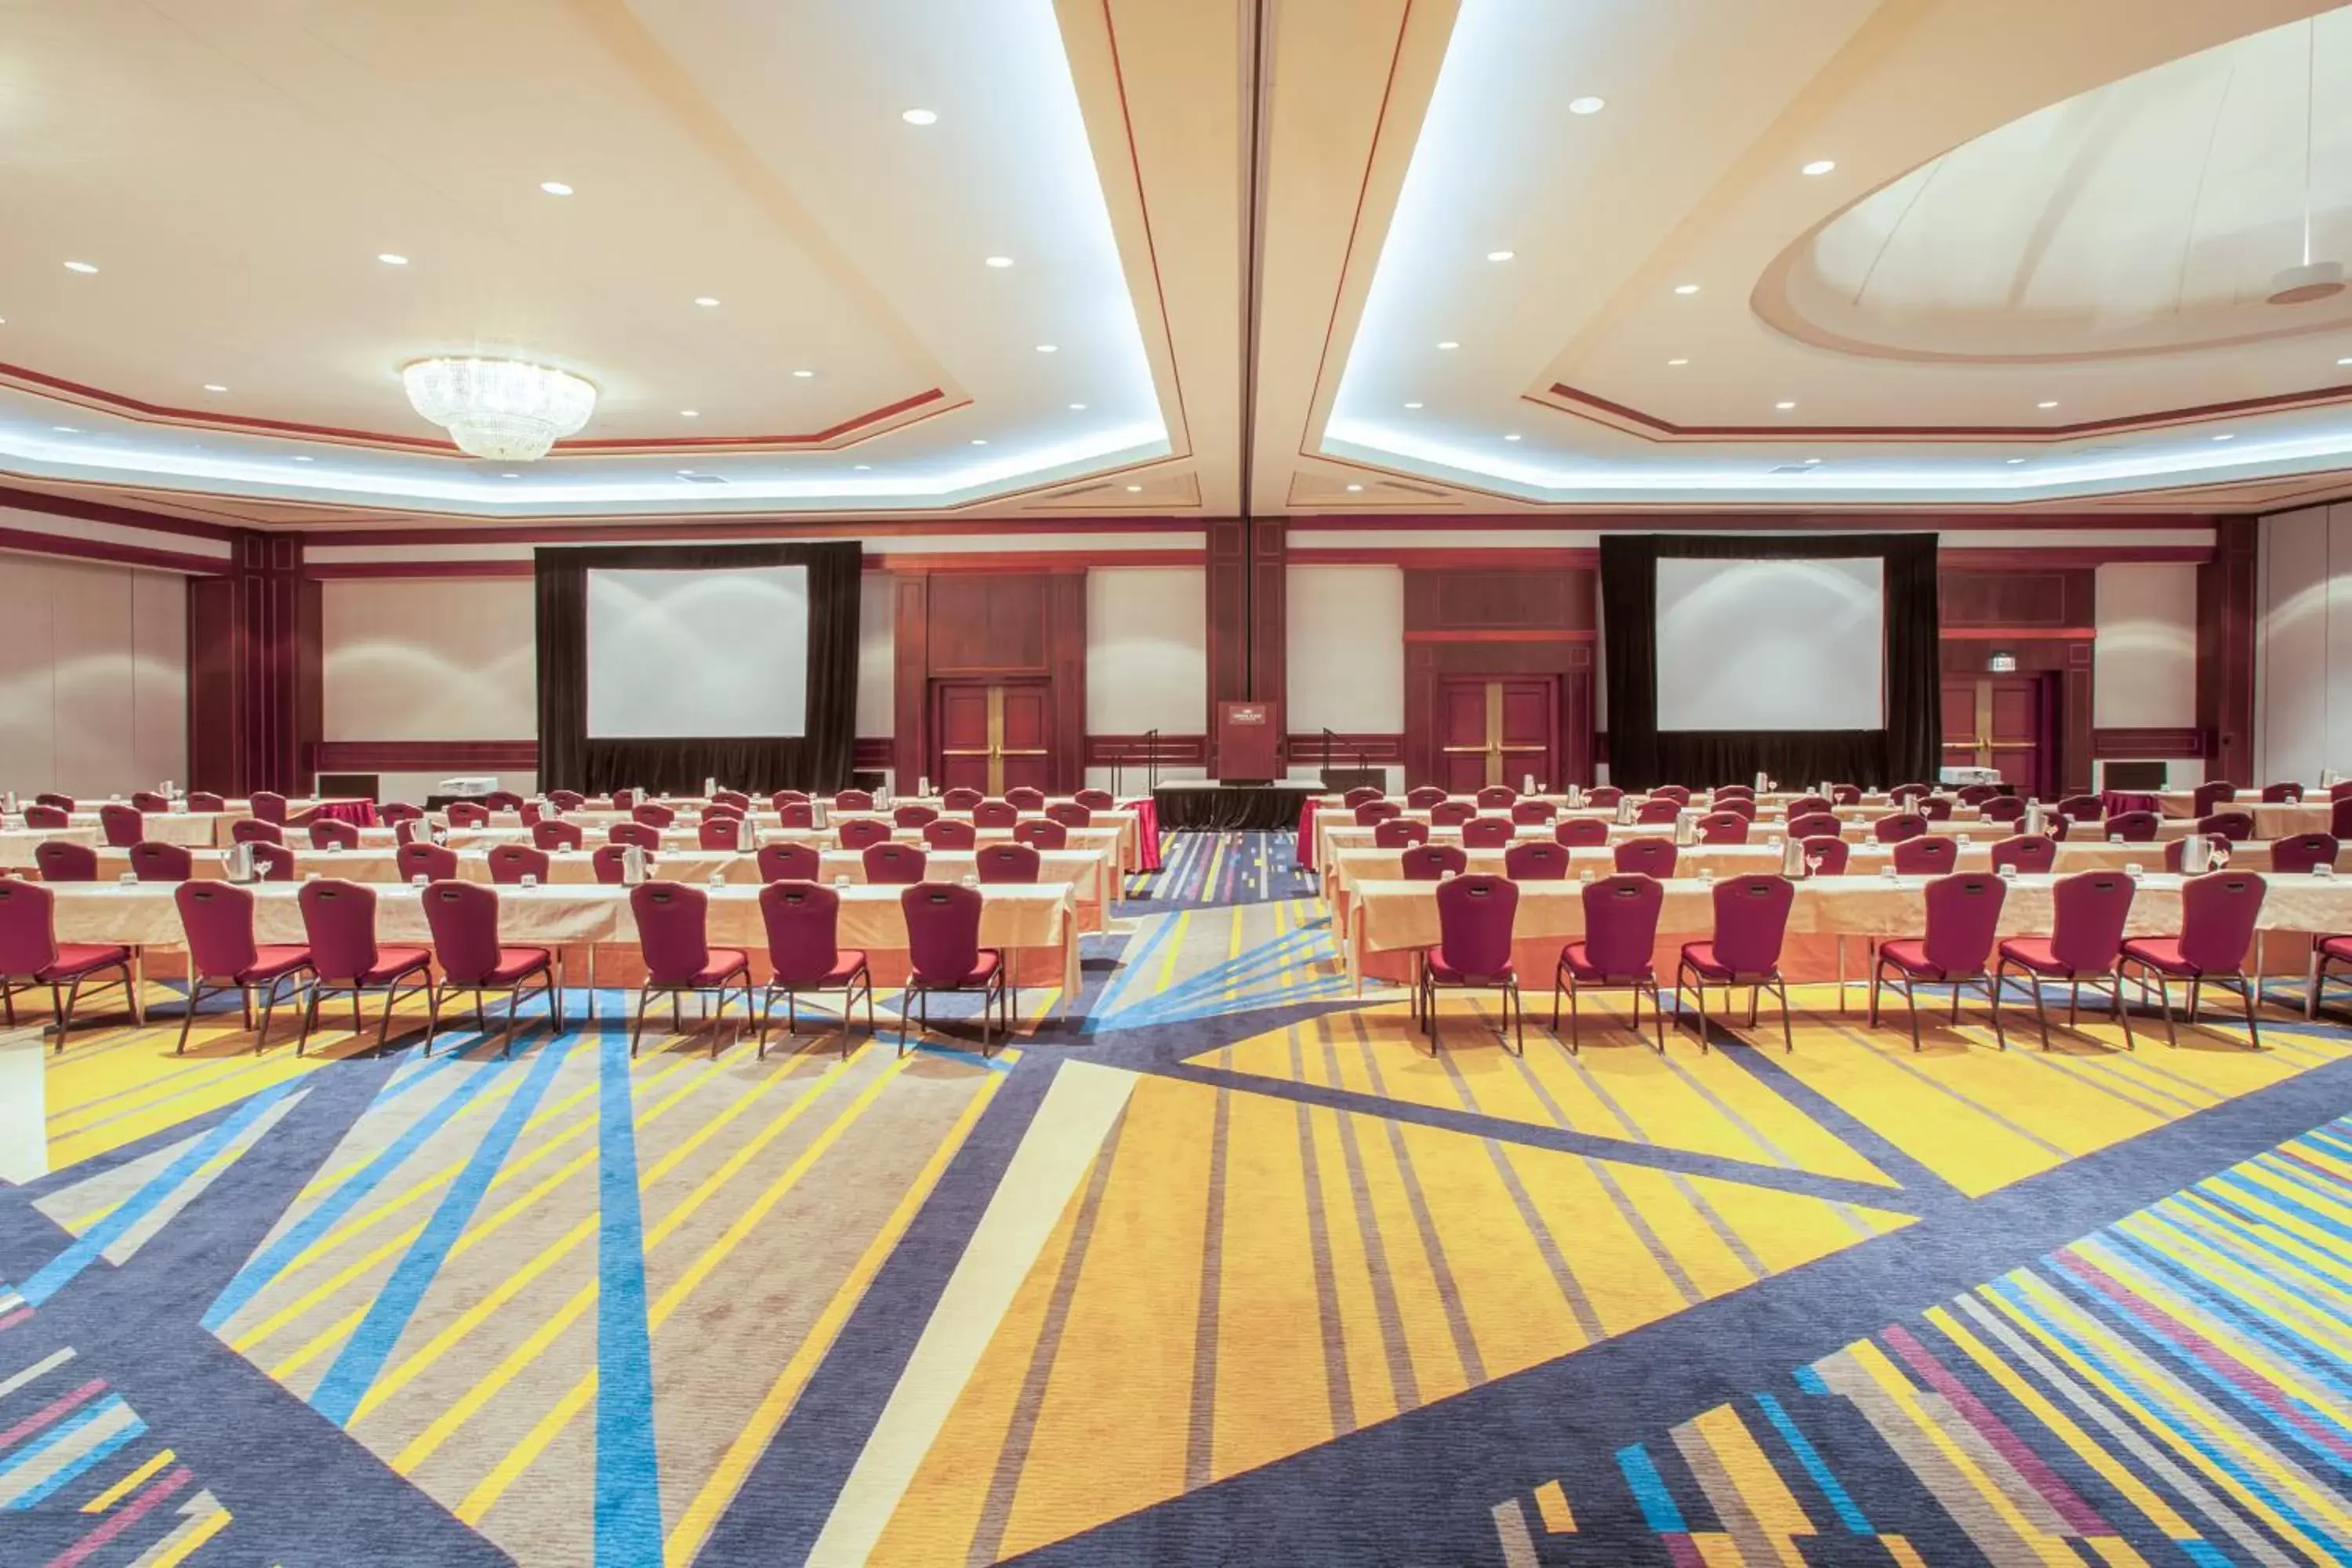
2142;964;2179;1048
1565;973;1580;1054
1773;973;1794;1054
2067;979;2080;1029
2187;978;2202;1026
1508;980;1524;1057
2234;972;2263;1051
1693;971;1711;1054
1647;981;1665;1053
299;982;320;1055
898;983;916;1057
1904;976;1922;1052
1982;974;2007;1051
1428;976;1443;1055
630;985;652;1058
1867;960;1882;1027
2307;948;2326;1019
48;985;65;1051
176;978;210;1054
2108;968;2134;1051
503;985;523;1058
2021;962;2047;1051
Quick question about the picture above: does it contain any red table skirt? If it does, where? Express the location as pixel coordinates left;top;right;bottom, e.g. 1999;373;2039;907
1121;798;1163;873
1297;797;1318;869
303;800;381;829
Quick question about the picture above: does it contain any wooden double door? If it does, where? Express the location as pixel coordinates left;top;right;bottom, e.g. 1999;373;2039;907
1436;675;1558;793
931;680;1053;796
1940;675;2054;797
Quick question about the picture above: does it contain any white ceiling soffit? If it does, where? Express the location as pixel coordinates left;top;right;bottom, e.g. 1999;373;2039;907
1321;0;2352;509
0;0;1167;514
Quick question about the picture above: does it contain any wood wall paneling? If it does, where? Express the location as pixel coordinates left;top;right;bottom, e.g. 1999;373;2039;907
2092;728;2207;759
1249;520;1287;752
1400;568;1598;787
891;568;1087;793
1935;565;2099;795
891;573;930;790
188;531;315;795
310;739;539;771
2198;517;2257;782
1049;571;1087;789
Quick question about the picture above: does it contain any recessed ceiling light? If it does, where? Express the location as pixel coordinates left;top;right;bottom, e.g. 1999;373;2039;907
1035;344;1057;354
1801;159;1837;176
901;108;938;125
1403;401;1424;409
1124;484;1143;492
1802;457;1823;465
1775;400;1796;410
2005;457;2027;464
792;368;814;378
1568;96;1605;115
376;253;408;266
539;180;574;196
694;296;720;307
51;426;77;433
1667;358;1690;366
971;438;988;445
63;260;97;274
1346;483;1365;492
2339;355;2352;366
2037;400;2059;409
292;456;314;463
1486;249;1515;262
680;409;699;417
985;256;1014;268
1069;402;1087;410
1503;433;1523;441
1673;283;1700;296
853;463;872;470
2212;432;2236;441
677;468;698;476
1436;340;1459;350
501;472;520;479
202;383;227;393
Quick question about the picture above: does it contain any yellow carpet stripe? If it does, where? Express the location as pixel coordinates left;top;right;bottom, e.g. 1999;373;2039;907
662;1064;1008;1567
79;1446;174;1512
1533;1479;1575;1533
143;1500;233;1566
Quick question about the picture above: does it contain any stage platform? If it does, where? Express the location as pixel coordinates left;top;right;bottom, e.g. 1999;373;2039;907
1153;779;1320;833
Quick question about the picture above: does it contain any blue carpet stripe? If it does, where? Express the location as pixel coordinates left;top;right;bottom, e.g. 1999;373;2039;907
593;1029;662;1566
1613;1443;1688;1533
1753;1391;1874;1534
0;1397;143;1509
307;1035;579;1428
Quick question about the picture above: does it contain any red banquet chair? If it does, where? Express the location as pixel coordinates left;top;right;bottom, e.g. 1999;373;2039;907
97;804;142;848
1980;797;2027;823
1373;818;1429;848
231;819;285;846
481;790;525;811
1711;797;1758;822
612;789;637;811
187;791;227;813
976;843;1041;884
1510;800;1557;825
632;804;677;829
2260;782;2304;804
1342;786;1383;808
486;844;550;886
862;842;928;885
974;800;1019;829
941;788;984;811
2331;779;2352;801
1503;841;1570;880
895;804;939;829
129;840;194;882
34;841;98;883
1461;817;1515;850
1870;872;2009;1051
924;818;978;851
1353;800;1401;826
1892;836;1958;876
1475;786;1517;810
591;845;633;884
2335;797;2352;841
1675;873;1796;1053
445;801;490;829
0;880;134;1048
629;882;753;1058
1787;811;1843;840
1798;836;1849;876
756;882;873;1058
1994;870;2136;1051
2197;811;2255;843
1650;786;1691;807
1695;811;1748;845
838;818;892;851
534;818;585;852
1585;787;1624;809
1417;873;1525;1055
756;842;821;882
545;790;587;811
1046;802;1093;828
420;880;558;1054
21;804;69;829
1400;844;1468;881
1711;785;1755;803
833;790;875;811
1829;786;1863;807
397;841;459;883
900;882;1012;1055
32;792;75;813
1634;799;1680;825
1555;818;1609;848
249;790;289;825
1988;834;2056;875
1073;789;1117;811
250;844;296;881
698;818;746;851
2120;870;2267;1050
1874;812;1929;844
2191;781;2239;817
1613;837;1677;878
1889;784;1930;806
172;881;311;1054
778;801;815;829
1405;786;1448;811
2271;833;2339;874
310;818;360;851
710;789;752;813
1956;784;1999;807
381;804;425;831
1013;819;1067;851
1784;794;1832;818
2056;794;2104;822
296;879;434;1053
1429;801;1476;827
1554;873;1666;1052
1005;788;1047;812
1916;797;1955;822
2104;811;2161;844
608;822;660;851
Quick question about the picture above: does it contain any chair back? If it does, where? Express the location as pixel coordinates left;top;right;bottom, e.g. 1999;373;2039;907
1955;784;1998;806
546;789;587;811
249;790;289;824
999;786;1044;812
187;790;227;813
1798;836;1849;875
1475;786;1517;809
446;801;490;828
771;789;811;809
1788;811;1842;839
833;790;874;810
760;881;844;987
299;879;382;982
1074;788;1117;811
1428;800;1475;826
34;840;97;881
1405;786;1448;810
1355;800;1403;826
1784;795;1831;818
2333;797;2352;841
941;788;985;811
1509;800;1556;824
2105;811;2161;843
252;843;295;880
2056;794;2103;822
0;880;60;974
1612;837;1676;877
1893;836;1957;875
1581;874;1664;975
863;841;928;885
231;818;285;846
1874;812;1928;843
2260;782;2304;803
482;790;524;811
697;818;742;851
779;801;815;828
1711;797;1758;821
396;841;459;882
175;881;260;977
1634;799;1680;824
609;822;660;851
2270;832;2339;874
2191;781;2238;817
924;818;978;850
1987;834;2055;874
1711;874;1793;974
394;818;429;847
1920;873;2006;973
612;789;637;811
422;880;509;984
1399;844;1468;881
702;804;744;824
895;804;940;828
839;818;891;851
310;818;360;850
630;804;674;829
2179;871;2266;973
902;882;987;983
1555;818;1609;847
2047;871;2135;973
1829;785;1862;807
1712;785;1755;802
2196;811;2253;843
974;800;1019;829
1586;786;1624;808
977;843;1041;884
591;844;631;884
488;844;549;885
1046;802;1093;827
2332;779;2352;801
1695;811;1748;844
32;792;74;812
1342;786;1383;808
1503;841;1569;880
1433;874;1519;975
125;840;194;882
21;804;68;829
1889;783;1929;804
757;841;821;881
1373;818;1428;848
711;789;752;812
1461;817;1514;849
1650;786;1691;806
97;804;142;848
631;883;713;985
535;818;585;851
1979;796;2026;822
1916;797;1954;821
1013;818;1068;850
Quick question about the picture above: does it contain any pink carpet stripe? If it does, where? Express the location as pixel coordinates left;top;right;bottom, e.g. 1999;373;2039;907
1882;1324;2112;1535
0;1378;106;1450
0;1308;33;1334
44;1464;191;1568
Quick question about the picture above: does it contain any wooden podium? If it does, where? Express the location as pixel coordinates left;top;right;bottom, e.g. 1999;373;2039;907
1214;701;1280;783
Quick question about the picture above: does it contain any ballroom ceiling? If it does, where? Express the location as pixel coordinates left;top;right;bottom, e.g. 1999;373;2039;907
3;0;2352;525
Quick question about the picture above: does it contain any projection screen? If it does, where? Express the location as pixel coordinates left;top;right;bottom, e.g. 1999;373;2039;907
1653;557;1884;732
585;565;809;738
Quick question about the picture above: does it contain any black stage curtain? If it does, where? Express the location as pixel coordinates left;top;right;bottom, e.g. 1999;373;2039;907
1154;783;1320;833
535;541;861;794
1600;533;1940;790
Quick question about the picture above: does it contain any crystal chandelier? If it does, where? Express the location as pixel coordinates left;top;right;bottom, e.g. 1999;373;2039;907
400;356;597;461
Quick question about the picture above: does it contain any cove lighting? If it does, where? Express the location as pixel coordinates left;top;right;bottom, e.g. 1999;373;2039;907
1036;344;1057;353
680;409;699;417
1069;402;1087;410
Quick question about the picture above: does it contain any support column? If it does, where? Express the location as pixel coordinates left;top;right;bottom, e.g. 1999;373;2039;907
1205;517;1287;778
2198;517;2256;784
187;532;318;796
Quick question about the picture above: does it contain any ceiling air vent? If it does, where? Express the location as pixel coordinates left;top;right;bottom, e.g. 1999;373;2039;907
678;472;729;485
1766;463;1820;474
1374;478;1449;499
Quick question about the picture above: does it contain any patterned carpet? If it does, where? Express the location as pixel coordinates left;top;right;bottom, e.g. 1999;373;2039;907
2;828;2347;1566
